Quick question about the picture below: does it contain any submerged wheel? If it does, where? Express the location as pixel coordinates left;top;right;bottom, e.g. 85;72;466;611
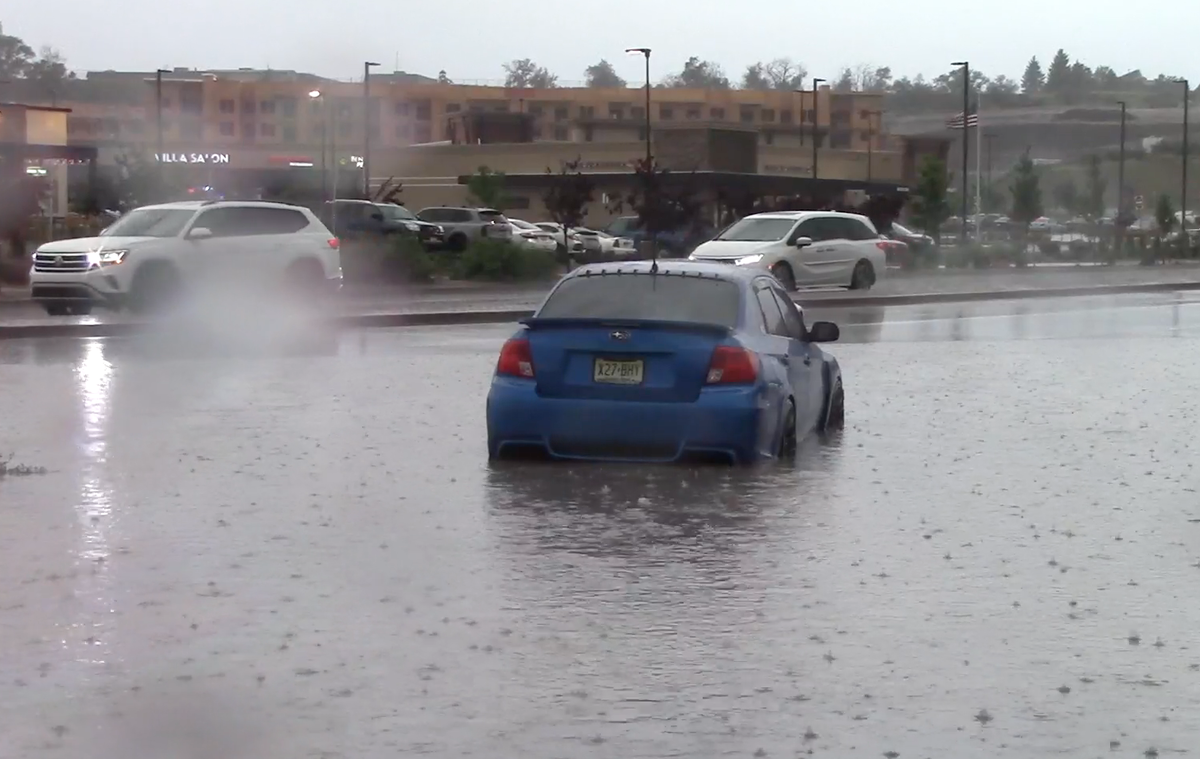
770;262;797;291
777;400;798;457
42;303;70;316
128;262;182;316
823;381;845;431
849;260;875;290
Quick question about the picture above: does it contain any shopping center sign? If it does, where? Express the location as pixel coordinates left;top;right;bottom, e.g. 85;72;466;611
155;153;230;164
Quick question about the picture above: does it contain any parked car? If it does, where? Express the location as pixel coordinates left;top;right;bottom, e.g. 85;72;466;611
603;216;714;257
485;260;844;464
576;227;638;258
885;222;935;257
687;211;886;291
507;219;559;253
534;222;587;256
416;207;512;250
321;199;444;250
29;200;342;316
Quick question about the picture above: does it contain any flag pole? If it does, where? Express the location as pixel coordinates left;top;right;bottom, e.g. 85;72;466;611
975;93;983;241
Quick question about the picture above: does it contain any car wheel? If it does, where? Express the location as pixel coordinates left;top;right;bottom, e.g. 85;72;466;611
770;262;797;291
849;260;875;290
823;381;845;431
777;400;798;458
67;303;93;316
447;233;468;252
284;258;327;302
42;303;70;316
128;262;182;316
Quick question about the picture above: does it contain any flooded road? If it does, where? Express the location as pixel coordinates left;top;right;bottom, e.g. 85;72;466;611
2;294;1200;758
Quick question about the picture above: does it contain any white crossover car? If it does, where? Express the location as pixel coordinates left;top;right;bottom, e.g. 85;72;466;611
29;200;343;315
688;211;887;291
507;218;559;253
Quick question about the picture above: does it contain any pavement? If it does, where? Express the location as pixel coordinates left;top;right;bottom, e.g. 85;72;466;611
3;293;1200;758
2;263;1200;341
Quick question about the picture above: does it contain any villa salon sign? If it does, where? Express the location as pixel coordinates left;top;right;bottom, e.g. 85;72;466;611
155;152;230;164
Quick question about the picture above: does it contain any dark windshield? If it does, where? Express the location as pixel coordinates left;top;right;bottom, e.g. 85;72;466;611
102;208;194;237
715;217;796;242
538;274;742;327
379;204;416;221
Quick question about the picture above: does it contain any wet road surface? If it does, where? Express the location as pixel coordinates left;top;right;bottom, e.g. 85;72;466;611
2;295;1200;758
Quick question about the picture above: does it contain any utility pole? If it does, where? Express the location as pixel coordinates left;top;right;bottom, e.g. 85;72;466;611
951;61;970;244
811;77;826;180
363;61;380;198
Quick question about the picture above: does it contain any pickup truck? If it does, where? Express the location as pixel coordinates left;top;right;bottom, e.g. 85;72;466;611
322;199;445;250
416;207;513;251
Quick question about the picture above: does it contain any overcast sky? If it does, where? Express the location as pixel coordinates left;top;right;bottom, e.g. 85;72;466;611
8;0;1200;86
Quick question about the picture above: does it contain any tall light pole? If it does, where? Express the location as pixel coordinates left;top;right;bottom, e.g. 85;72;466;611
309;90;327;204
1178;79;1190;243
1117;100;1127;239
811;77;825;180
363;61;380;198
155;68;170;162
952;61;970;243
625;48;652;165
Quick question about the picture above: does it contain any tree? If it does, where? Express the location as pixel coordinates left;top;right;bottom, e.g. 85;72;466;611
466;165;506;209
0;22;35;79
25;46;72;96
986;76;1020;96
741;63;772;90
907;156;951;239
1045;49;1072;94
1083;154;1106;220
542;158;595;259
1155;194;1176;239
763;58;808;90
584;59;626;88
1009;150;1044;228
502;58;557;88
663;57;730;89
1021;57;1044;94
1053;178;1080;216
613;157;702;260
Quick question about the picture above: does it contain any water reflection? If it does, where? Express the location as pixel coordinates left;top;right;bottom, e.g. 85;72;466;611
71;338;114;665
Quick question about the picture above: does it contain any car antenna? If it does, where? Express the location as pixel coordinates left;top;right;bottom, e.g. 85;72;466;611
649;238;658;274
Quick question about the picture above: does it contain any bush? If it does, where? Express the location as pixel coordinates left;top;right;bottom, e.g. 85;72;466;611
340;235;435;284
453;239;559;282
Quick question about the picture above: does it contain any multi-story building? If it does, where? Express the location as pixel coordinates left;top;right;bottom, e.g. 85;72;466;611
10;68;949;222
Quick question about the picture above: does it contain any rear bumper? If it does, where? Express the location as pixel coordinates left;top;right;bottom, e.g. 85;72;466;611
486;377;768;464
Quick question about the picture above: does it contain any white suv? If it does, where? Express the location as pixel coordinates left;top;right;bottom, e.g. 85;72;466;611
30;200;343;316
688;211;887;291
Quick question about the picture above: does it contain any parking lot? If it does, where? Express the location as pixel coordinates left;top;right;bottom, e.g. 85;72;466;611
2;293;1200;758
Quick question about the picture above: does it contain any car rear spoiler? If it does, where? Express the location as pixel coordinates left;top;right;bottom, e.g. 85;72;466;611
520;316;734;338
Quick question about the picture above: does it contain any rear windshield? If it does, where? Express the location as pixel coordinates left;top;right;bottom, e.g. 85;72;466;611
537;274;742;327
479;210;507;223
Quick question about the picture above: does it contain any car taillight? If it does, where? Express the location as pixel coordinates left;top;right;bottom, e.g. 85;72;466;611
706;346;758;384
496;338;535;378
876;241;891;251
328;238;340;249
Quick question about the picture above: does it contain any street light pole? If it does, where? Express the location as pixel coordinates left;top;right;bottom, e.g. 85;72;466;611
625;48;652;165
1117;100;1127;227
309;90;326;204
155;68;169;162
1179;79;1190;243
363;61;380;198
865;109;881;181
952;61;970;244
811;77;826;180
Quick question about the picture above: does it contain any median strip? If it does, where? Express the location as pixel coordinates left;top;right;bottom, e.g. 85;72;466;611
1;281;1199;340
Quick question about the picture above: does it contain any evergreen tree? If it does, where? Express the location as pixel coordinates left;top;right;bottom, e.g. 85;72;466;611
1021;57;1044;94
1009;150;1044;227
1083;155;1107;220
1045;49;1072;94
909;156;951;240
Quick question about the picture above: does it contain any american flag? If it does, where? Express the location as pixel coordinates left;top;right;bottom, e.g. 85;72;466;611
946;111;979;129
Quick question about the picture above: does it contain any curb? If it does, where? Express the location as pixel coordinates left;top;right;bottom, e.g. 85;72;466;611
0;281;1197;341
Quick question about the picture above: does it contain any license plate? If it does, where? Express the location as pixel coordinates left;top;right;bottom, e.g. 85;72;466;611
593;357;644;385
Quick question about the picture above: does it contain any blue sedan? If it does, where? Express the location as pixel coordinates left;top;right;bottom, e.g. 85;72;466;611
486;260;845;464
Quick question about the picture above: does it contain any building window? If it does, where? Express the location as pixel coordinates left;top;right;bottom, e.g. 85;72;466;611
584;125;594;142
279;97;296;117
240;99;256;115
447;103;462;113
580;105;595;119
740;106;756;123
831;130;851;149
762;108;776;122
763;132;775;145
414;100;432;120
630;106;645;119
394;101;409;115
659;105;673;119
710;107;725;120
260;99;276;114
686;107;701;120
240;121;255;143
781;109;794;125
282;125;296;143
608;108;623;120
219;121;235;136
527;104;542;116
554;106;569;121
260;122;276;137
860;109;872;120
219;99;236;114
502;196;531;210
415;124;432;142
860;131;872;142
553;125;568;140
803;109;815;123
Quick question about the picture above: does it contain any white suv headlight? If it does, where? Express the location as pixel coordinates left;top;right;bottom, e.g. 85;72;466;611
89;249;128;266
735;254;763;265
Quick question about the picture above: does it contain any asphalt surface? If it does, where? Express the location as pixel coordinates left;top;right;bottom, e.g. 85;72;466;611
2;294;1200;758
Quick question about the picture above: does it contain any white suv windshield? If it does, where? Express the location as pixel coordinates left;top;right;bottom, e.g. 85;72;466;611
102;208;194;237
715;217;797;242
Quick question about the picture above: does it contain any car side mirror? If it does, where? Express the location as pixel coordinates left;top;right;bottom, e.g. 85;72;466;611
808;321;840;343
791;235;813;248
188;227;213;240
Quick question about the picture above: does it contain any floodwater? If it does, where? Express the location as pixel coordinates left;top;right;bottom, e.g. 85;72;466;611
2;295;1200;758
